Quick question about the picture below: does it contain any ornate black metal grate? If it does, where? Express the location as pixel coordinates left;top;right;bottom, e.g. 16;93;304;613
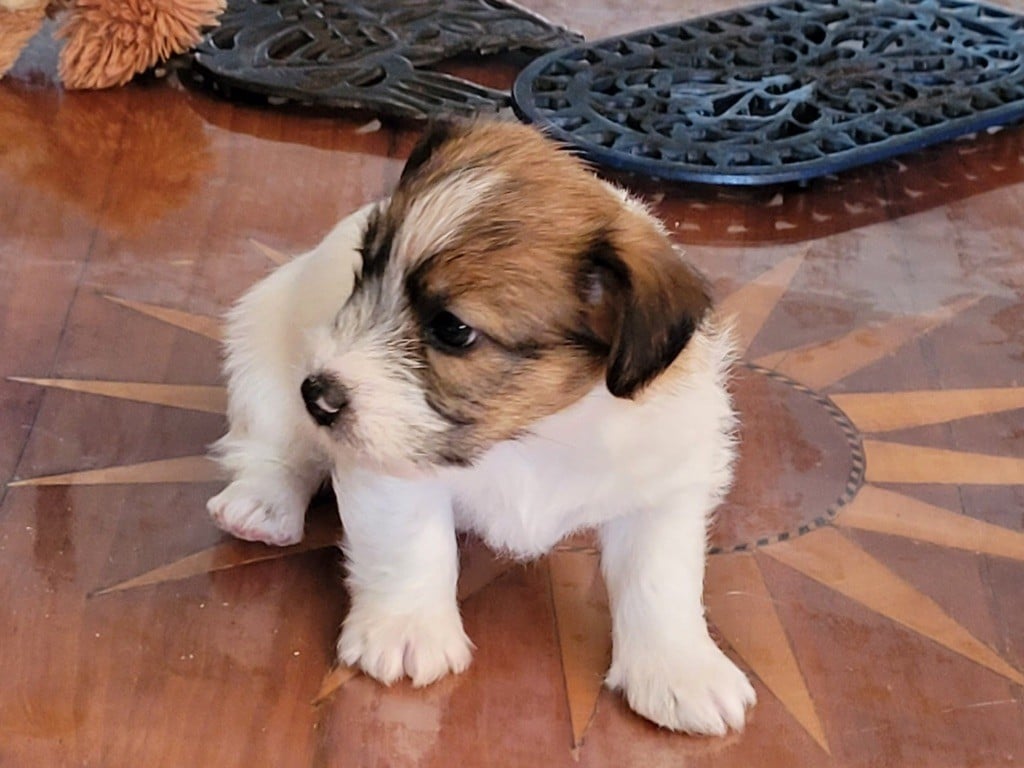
191;0;581;120
512;0;1024;185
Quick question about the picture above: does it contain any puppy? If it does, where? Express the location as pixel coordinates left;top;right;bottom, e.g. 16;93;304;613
207;121;755;735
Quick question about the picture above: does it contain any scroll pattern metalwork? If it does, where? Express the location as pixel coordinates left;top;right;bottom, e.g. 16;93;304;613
193;0;581;119
513;0;1024;184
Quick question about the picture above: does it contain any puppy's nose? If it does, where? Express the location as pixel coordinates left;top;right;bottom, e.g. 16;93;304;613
301;374;349;427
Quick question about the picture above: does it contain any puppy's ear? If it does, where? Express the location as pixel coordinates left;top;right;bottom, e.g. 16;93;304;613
400;120;462;183
578;226;711;399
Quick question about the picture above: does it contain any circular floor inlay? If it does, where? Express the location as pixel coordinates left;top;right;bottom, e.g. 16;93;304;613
710;364;864;554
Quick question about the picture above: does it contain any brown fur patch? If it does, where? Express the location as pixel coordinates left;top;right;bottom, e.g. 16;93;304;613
601;209;712;397
382;122;713;462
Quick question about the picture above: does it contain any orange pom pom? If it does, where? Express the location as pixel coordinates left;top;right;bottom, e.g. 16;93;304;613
0;4;47;78
57;0;224;89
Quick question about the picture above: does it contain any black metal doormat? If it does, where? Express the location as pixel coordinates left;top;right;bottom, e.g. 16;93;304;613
191;0;581;120
512;0;1024;185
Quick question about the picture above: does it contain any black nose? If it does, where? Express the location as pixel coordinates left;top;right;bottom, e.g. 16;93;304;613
301;374;349;427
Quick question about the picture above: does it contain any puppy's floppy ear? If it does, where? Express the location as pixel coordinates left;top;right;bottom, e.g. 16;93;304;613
579;225;712;399
400;120;462;183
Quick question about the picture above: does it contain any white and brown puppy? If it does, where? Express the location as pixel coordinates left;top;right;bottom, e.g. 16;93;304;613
207;121;755;735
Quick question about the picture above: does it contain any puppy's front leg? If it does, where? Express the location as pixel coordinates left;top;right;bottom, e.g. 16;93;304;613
334;470;472;687
599;497;756;735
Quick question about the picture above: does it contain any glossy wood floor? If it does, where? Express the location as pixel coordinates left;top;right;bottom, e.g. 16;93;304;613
3;4;1024;766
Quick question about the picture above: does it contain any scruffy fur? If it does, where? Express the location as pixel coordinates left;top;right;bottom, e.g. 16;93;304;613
207;121;756;735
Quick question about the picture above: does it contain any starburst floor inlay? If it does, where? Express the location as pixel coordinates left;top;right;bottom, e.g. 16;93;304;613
9;246;1023;760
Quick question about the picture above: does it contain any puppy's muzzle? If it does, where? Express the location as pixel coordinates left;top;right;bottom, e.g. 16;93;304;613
301;373;349;427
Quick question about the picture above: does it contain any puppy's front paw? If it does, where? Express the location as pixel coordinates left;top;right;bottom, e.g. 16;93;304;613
207;479;306;546
608;640;756;735
338;601;473;687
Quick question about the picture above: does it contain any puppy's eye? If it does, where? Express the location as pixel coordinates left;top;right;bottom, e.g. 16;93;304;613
427;311;479;351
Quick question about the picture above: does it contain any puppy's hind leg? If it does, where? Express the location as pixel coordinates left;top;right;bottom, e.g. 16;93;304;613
206;251;333;547
207;427;325;547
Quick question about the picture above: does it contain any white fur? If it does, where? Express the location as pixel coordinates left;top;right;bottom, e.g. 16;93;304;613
209;199;755;735
207;204;375;544
393;168;503;271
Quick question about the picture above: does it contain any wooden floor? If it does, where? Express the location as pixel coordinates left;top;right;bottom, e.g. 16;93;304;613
3;4;1024;766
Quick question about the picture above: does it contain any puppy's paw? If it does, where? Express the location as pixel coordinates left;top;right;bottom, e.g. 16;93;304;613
338;601;473;688
607;640;756;735
207;478;306;546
